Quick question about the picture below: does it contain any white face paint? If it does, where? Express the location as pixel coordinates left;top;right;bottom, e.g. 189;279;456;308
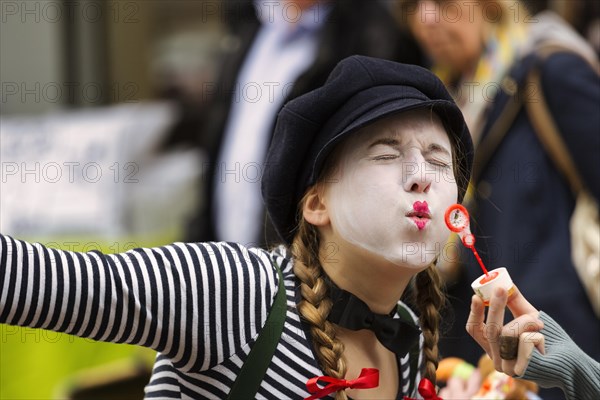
324;109;458;269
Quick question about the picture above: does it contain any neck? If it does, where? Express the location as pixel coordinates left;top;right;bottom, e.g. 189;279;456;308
320;249;417;315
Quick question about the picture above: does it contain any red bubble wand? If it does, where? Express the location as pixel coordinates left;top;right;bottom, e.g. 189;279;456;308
444;204;491;279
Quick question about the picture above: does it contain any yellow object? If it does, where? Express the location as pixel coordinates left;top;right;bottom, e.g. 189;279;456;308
436;357;474;382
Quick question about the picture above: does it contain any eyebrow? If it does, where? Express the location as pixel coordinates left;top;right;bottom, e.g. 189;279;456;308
368;138;400;149
423;143;452;157
368;138;451;157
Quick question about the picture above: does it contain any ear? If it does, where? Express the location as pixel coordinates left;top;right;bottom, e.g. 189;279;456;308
302;186;330;227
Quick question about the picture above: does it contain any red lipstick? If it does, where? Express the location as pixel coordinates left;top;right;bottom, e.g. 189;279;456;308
407;201;431;230
413;201;429;214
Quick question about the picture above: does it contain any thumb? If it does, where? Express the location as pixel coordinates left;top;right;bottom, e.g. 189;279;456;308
506;286;538;318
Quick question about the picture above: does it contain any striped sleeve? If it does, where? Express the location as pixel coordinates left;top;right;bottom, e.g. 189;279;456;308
0;235;278;373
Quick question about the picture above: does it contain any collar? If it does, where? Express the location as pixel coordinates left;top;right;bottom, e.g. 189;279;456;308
326;279;421;357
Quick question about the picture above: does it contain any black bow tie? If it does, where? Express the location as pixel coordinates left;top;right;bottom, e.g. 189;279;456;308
327;283;421;357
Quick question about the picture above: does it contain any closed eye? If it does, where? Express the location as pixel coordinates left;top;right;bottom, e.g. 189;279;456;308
372;154;400;161
368;138;401;161
427;157;451;168
424;143;452;168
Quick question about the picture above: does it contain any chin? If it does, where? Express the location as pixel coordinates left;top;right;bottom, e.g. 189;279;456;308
374;244;438;270
389;255;435;270
342;232;442;269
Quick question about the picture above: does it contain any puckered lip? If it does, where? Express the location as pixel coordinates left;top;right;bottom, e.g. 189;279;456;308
405;211;432;219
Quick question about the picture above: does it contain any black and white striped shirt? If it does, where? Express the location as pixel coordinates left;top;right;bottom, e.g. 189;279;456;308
0;234;423;399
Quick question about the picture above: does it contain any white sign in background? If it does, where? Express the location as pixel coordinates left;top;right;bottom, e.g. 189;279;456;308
0;102;203;240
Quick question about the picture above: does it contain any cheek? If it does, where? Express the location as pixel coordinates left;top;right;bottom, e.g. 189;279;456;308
437;173;460;212
463;35;483;61
327;166;393;234
329;168;377;215
432;180;459;236
450;21;484;59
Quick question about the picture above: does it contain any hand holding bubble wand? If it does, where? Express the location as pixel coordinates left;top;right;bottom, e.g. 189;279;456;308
444;204;515;305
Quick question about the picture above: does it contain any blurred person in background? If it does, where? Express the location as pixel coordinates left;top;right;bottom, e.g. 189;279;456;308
543;0;600;56
401;1;600;398
161;0;425;248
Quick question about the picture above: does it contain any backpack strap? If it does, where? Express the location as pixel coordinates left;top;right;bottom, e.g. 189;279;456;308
523;45;599;197
227;262;287;399
470;75;524;185
524;67;585;196
396;303;421;397
471;44;599;188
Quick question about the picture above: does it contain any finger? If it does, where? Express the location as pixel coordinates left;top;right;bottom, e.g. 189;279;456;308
501;357;518;376
506;286;539;317
498;335;519;375
486;288;508;368
497;315;543;375
501;314;543;337
514;332;545;376
499;335;520;360
466;295;490;354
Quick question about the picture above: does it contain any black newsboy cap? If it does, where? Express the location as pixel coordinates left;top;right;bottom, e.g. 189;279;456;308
262;55;473;245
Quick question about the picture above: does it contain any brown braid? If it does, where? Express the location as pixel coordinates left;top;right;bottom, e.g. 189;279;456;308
412;264;445;384
291;215;348;400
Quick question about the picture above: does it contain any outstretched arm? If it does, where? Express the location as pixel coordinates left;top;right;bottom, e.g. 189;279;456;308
0;234;279;373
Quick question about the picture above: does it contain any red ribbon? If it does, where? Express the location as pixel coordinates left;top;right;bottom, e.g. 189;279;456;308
304;368;379;400
403;378;443;400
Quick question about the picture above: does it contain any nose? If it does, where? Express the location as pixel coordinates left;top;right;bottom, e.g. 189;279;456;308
403;152;432;194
